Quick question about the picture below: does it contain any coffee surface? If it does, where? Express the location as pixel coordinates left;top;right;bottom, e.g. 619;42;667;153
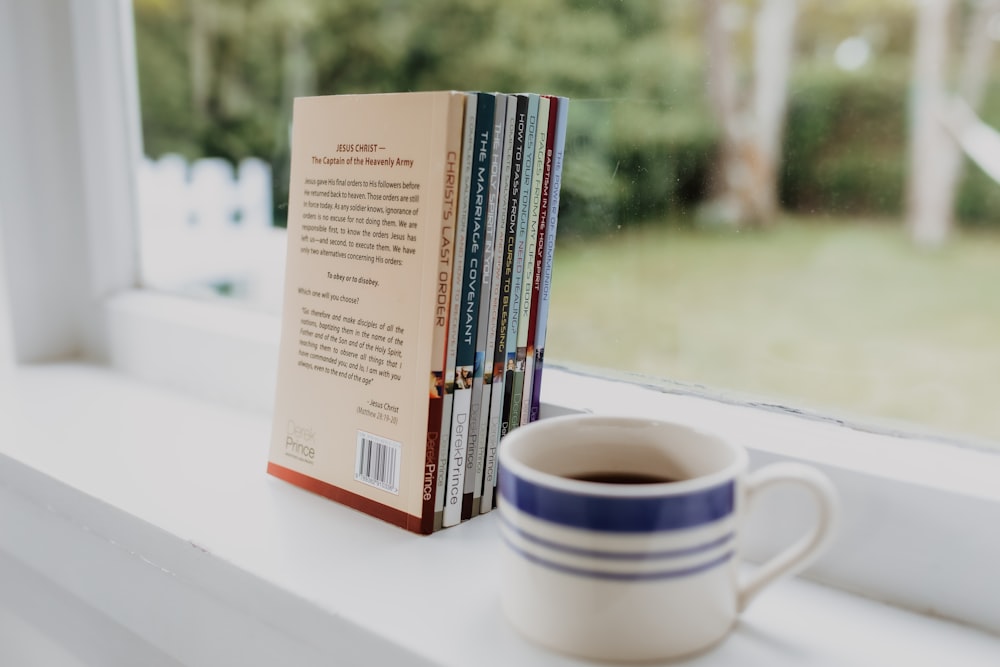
568;471;677;485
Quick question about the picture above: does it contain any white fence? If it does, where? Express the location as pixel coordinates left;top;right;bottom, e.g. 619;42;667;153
137;154;286;310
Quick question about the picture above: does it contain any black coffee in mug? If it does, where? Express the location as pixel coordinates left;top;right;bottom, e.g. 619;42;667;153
569;471;677;484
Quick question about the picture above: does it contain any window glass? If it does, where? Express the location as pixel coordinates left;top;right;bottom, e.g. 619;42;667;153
132;0;1000;445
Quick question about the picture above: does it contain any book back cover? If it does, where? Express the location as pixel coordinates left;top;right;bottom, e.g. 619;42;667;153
268;91;465;533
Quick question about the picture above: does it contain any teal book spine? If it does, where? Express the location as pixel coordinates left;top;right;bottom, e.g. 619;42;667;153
460;92;496;520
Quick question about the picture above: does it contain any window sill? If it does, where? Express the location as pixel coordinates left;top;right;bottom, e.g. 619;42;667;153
1;363;998;666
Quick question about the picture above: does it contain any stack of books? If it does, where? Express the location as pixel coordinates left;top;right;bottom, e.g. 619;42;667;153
267;91;568;533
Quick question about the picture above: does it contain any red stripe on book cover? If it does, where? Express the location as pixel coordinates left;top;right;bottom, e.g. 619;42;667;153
267;462;427;535
420;395;444;534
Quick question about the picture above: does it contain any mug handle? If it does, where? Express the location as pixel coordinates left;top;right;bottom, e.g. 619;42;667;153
737;462;840;611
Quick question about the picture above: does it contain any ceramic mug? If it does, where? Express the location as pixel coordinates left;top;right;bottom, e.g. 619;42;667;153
497;415;839;662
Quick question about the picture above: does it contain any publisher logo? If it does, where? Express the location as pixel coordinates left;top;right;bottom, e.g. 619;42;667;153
285;420;316;464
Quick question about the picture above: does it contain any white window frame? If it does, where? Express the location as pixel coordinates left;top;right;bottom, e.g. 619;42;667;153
2;0;999;636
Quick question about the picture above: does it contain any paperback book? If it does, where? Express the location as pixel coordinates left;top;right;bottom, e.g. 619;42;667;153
438;93;478;529
500;94;537;442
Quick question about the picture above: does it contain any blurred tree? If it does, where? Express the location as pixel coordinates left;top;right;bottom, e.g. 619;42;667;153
135;0;699;232
134;0;199;158
703;0;798;228
132;0;1000;234
907;0;999;247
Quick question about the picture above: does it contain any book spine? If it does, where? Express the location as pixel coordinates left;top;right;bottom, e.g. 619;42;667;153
457;93;495;522
511;96;550;428
434;392;453;529
442;94;481;528
519;95;558;426
434;93;476;530
420;92;466;533
501;94;538;437
465;93;504;518
472;93;507;516
480;95;518;513
529;97;570;423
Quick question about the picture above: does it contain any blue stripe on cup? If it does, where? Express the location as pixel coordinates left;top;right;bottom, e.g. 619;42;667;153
502;531;736;582
498;513;736;560
498;466;735;533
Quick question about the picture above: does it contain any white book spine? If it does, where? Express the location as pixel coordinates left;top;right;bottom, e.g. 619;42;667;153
442;94;479;528
435;94;477;528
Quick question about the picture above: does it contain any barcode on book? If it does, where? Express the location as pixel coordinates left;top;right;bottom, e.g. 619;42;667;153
354;431;401;494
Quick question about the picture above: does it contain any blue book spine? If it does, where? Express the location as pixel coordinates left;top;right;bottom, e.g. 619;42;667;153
469;94;507;516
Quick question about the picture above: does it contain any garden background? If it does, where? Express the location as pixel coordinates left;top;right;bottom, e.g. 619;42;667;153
132;0;1000;444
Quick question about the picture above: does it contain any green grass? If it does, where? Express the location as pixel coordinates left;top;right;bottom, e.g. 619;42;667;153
546;219;1000;445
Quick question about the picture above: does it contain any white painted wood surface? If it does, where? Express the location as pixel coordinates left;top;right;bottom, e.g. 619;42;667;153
1;364;999;666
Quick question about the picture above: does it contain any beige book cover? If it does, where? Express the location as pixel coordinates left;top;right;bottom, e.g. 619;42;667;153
268;91;466;534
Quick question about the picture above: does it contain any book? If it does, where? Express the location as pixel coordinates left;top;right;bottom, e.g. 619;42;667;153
481;96;569;509
519;95;559;425
268;90;566;531
268;91;467;534
444;92;494;528
459;93;497;521
480;94;519;513
501;94;539;437
510;95;550;428
466;93;507;518
484;95;528;506
529;97;570;423
439;94;478;528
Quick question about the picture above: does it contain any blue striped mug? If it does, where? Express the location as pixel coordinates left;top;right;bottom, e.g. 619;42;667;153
497;415;839;662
